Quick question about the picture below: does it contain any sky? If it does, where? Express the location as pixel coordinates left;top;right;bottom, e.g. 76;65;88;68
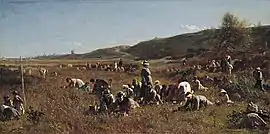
0;0;269;58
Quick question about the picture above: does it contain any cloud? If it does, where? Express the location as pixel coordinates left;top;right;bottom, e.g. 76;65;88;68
180;24;211;32
180;25;200;31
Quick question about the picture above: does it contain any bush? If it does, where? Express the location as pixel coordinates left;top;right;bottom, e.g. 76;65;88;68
227;110;244;129
26;106;45;125
223;74;263;101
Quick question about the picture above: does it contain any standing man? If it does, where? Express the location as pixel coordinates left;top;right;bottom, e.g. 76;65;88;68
114;61;118;72
253;67;265;91
140;60;153;99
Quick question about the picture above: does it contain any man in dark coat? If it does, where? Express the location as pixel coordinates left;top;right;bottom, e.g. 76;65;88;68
140;60;153;99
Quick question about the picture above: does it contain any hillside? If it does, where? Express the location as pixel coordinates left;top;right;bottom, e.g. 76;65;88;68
126;30;213;59
126;25;270;59
81;45;134;59
37;25;270;60
34;45;134;60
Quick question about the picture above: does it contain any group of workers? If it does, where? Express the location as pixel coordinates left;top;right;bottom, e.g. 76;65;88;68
1;55;269;130
1;91;24;120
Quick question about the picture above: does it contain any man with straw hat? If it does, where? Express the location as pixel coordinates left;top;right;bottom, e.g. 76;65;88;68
240;102;267;129
140;60;153;99
216;89;234;105
122;85;134;99
154;80;162;95
253;67;265;91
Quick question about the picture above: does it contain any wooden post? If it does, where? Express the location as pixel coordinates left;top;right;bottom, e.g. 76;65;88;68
20;56;27;108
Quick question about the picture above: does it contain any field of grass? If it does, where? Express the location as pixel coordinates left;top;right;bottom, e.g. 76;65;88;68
0;59;269;134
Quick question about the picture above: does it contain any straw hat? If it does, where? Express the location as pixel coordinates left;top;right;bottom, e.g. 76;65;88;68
186;94;193;99
256;67;261;70
122;85;129;89
154;80;160;85
142;60;150;66
220;89;227;94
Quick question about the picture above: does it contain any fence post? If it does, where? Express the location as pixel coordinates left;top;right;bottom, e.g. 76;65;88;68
20;56;27;109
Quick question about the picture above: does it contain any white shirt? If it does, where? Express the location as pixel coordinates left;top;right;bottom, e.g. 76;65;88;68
71;78;85;88
1;105;10;111
177;81;192;94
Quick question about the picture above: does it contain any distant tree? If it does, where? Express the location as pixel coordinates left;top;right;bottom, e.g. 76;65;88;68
215;12;252;53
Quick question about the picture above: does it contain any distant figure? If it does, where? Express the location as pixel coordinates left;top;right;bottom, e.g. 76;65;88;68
39;68;48;79
65;78;85;89
221;55;231;73
113;62;118;72
67;64;73;68
118;59;123;68
226;55;231;64
253;67;265;91
12;91;24;115
209;60;217;72
226;62;233;75
108;79;113;89
86;63;91;70
50;72;58;77
182;58;187;66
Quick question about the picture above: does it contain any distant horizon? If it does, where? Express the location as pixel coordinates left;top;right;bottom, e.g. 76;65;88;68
1;0;269;57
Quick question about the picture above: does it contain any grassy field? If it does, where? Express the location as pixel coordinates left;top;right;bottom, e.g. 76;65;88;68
0;59;269;134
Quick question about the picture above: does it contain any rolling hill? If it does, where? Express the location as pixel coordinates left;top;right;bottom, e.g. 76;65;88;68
36;25;270;60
